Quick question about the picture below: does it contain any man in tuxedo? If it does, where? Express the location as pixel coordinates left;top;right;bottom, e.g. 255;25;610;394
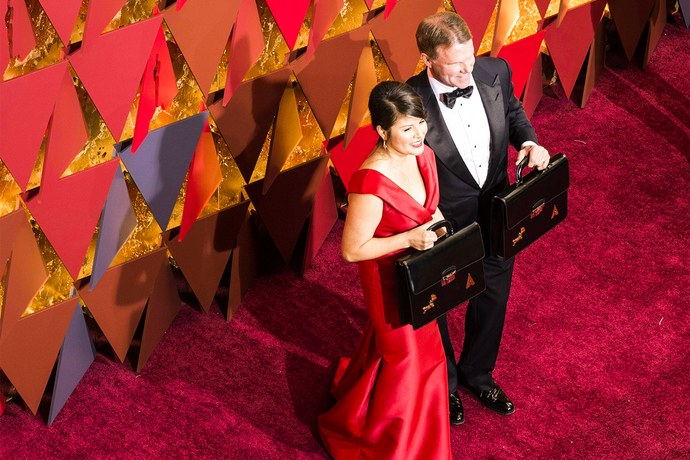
407;11;550;425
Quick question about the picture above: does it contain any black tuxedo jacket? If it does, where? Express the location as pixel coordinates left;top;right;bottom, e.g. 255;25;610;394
407;57;537;245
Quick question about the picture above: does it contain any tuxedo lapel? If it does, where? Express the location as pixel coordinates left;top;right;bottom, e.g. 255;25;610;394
414;72;480;189
474;65;506;190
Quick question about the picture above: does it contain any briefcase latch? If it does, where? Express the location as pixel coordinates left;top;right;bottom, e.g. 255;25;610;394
441;267;457;286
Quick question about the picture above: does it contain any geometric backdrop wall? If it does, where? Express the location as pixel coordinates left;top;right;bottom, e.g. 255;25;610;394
0;0;673;423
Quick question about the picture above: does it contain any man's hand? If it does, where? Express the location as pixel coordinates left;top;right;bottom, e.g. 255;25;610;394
516;144;550;170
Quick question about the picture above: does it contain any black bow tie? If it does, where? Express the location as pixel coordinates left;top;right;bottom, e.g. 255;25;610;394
440;86;473;109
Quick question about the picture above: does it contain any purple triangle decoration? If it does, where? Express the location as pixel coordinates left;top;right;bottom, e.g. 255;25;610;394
117;111;209;231
90;163;137;290
47;303;96;425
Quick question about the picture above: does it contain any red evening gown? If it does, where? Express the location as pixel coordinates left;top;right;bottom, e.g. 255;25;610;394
318;146;451;460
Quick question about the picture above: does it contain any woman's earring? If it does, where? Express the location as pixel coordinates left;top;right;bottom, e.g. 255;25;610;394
383;139;387;150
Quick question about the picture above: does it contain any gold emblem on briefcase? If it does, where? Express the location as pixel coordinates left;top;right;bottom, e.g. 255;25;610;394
512;227;526;246
466;273;475;289
422;294;437;314
551;205;559;219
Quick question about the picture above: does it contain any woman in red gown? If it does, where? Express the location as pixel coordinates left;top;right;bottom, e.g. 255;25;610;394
318;82;452;459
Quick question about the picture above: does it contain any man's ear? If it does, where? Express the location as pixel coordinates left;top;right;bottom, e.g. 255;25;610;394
421;53;432;68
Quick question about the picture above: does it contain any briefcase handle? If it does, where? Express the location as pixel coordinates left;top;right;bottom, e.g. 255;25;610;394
427;219;454;242
515;155;532;186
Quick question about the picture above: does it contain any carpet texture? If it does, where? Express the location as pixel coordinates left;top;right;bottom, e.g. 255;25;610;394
0;22;688;460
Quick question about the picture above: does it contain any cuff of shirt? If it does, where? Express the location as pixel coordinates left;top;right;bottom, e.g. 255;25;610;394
521;141;537;149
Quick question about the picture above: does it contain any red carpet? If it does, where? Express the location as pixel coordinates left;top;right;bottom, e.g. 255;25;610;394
1;23;688;459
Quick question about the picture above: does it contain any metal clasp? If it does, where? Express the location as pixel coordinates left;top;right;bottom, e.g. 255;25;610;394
442;270;456;286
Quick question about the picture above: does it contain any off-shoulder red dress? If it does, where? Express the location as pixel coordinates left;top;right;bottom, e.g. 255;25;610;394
318;146;451;460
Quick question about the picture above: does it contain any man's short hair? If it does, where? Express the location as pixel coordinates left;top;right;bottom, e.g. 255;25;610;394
415;11;473;59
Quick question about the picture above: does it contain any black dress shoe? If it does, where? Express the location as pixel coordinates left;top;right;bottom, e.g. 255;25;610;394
449;391;464;425
471;384;515;415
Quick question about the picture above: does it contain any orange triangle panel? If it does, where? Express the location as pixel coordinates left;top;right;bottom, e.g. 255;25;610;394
369;0;444;81
163;0;242;96
68;17;163;141
223;0;264;103
545;0;607;99
38;0;83;46
228;213;258;320
0;207;49;341
245;156;329;264
608;0;656;61
0;209;27;276
0;298;78;414
210;68;291;182
305;0;344;60
77;249;168;363
26;159;119;280
264;85;303;194
165;201;250;312
136;257;180;372
294;27;368;138
345;41;377;148
497;30;546;99
0;61;68;190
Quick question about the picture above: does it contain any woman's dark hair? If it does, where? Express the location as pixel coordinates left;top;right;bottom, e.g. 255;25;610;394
368;81;426;139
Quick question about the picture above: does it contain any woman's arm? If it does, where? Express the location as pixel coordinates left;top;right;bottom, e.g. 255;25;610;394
341;193;439;262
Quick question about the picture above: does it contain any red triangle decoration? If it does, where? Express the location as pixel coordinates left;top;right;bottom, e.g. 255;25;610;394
294;27;369;138
41;66;88;186
265;0;311;50
163;0;242;96
302;165;338;273
384;0;398;19
305;0;344;61
497;29;546;99
38;0;83;46
545;0;607;99
534;0;551;17
1;0;36;68
81;0;127;47
0;298;78;414
223;0;264;104
179;123;222;242
369;0;444;81
244;156;330;264
327;124;378;192
0;61;68;190
522;50;543;119
608;0;657;61
25;159;120;280
68;16;163;141
452;0;498;52
132;25;177;153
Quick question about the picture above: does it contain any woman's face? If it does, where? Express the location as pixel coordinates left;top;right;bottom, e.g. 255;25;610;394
385;115;428;156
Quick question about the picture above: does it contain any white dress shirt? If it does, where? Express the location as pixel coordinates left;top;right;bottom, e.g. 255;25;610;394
428;70;491;188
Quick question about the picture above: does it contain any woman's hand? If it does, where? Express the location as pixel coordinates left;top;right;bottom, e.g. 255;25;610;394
406;224;439;251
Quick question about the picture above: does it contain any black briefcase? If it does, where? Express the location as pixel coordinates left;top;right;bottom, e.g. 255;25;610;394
396;220;486;330
490;153;569;259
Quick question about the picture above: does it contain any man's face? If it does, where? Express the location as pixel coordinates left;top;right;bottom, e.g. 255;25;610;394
423;39;475;89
